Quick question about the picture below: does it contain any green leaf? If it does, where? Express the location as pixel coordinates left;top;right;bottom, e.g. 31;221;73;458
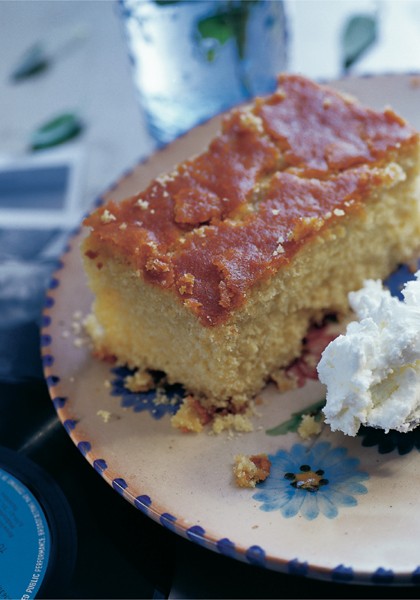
10;43;49;82
196;1;257;63
266;415;301;436
197;13;235;47
266;398;326;436
342;14;377;71
225;3;252;61
30;113;84;151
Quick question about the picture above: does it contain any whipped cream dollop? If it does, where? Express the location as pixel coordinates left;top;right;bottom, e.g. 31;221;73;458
317;271;420;436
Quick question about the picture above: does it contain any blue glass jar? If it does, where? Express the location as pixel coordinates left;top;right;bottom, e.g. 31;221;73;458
119;0;288;145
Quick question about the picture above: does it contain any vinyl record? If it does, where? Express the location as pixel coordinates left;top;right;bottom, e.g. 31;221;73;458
0;446;77;598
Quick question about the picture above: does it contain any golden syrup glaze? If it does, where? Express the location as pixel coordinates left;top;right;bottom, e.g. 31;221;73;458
255;74;412;174
84;75;418;326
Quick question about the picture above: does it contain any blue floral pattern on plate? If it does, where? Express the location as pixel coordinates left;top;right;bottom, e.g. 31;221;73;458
253;442;369;520
358;425;420;455
110;366;184;419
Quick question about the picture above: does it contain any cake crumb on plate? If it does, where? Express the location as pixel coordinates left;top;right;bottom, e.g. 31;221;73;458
233;454;271;488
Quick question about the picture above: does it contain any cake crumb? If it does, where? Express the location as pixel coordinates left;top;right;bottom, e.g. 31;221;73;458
66;310;94;349
73;337;87;348
178;273;195;295
273;90;286;101
156;171;177;186
124;369;154;393
135;199;149;210
154;386;181;406
97;409;120;423
171;395;210;433
297;414;323;439
238;110;264;133
302;216;324;230
212;413;254;435
83;313;104;343
271;367;299;392
233;454;271;488
171;395;256;435
101;209;117;223
273;235;285;257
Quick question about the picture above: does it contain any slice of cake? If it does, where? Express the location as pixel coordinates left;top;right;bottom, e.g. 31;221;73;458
82;74;420;427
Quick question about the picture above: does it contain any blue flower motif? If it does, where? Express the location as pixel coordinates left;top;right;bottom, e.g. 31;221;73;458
253;442;369;520
358;425;420;455
384;261;418;300
110;366;184;419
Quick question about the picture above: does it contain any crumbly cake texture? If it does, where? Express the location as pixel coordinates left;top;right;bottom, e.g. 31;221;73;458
233;454;271;488
169;393;256;434
82;74;420;423
297;414;323;440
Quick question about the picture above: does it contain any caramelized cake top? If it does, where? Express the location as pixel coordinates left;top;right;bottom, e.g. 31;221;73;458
84;74;418;326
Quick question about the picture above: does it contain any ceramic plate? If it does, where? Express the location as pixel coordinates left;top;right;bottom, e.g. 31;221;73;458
42;74;420;585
